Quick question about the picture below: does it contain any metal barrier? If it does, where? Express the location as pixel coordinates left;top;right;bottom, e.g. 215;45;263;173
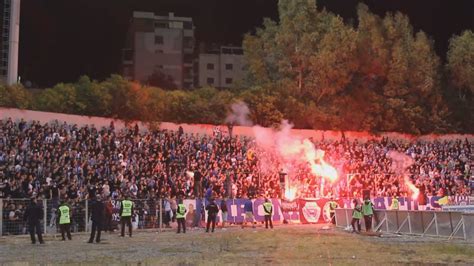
335;208;474;240
1;199;33;236
1;198;164;236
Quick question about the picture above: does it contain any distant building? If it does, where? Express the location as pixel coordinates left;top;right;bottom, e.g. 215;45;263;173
122;11;195;89
198;46;245;89
0;0;20;86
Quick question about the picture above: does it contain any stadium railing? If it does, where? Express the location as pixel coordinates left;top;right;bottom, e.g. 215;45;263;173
0;198;164;236
335;208;474;241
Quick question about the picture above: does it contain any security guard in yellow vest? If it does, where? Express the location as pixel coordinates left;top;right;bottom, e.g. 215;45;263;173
390;195;399;210
176;199;186;234
120;196;134;237
362;199;374;232
328;197;338;224
351;199;362;233
57;200;72;241
263;198;273;229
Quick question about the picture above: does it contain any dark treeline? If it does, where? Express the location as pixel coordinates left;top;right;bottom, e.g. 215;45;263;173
2;1;473;134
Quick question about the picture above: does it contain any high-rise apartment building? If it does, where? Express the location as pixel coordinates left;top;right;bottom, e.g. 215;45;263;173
0;0;20;85
122;11;194;89
198;46;245;89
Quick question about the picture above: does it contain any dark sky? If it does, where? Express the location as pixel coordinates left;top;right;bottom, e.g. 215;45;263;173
19;0;473;87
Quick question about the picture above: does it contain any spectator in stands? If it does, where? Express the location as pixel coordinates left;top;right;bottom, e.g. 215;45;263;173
0;117;471;214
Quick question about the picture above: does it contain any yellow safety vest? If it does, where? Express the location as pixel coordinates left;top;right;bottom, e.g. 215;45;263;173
362;201;374;216
391;198;399;210
59;205;70;224
176;204;186;219
329;201;338;213
352;204;362;219
121;200;133;217
263;202;273;215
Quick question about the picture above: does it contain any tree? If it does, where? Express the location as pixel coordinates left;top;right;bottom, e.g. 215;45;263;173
446;30;474;132
74;76;112;116
35;83;81;113
240;86;284;127
352;6;450;134
242;0;361;131
0;84;32;109
101;75;151;121
446;30;474;98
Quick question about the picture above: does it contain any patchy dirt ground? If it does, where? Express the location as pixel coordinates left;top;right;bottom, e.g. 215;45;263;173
1;224;473;265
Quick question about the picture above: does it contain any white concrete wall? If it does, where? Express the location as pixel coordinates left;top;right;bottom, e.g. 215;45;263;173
1;108;473;142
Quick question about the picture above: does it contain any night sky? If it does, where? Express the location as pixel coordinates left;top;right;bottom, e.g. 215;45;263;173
19;0;473;87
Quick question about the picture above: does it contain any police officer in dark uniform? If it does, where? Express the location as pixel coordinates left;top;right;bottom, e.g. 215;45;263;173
23;198;45;244
205;198;219;233
88;195;105;243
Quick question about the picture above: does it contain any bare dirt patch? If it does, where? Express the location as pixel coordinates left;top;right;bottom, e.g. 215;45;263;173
1;224;473;265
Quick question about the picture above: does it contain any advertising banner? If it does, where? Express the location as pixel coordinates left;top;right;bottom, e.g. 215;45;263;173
298;198;344;224
108;196;470;226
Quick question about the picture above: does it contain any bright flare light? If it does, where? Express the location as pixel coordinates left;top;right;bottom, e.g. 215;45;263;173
310;161;338;182
284;186;298;201
405;179;420;200
303;144;339;182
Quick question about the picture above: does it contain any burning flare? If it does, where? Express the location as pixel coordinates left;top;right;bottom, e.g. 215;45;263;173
304;144;338;182
284;186;298;201
405;178;420;200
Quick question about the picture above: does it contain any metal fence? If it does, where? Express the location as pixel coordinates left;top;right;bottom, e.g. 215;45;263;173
1;198;165;236
335;208;474;241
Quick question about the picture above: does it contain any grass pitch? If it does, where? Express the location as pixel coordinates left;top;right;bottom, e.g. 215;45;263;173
1;224;473;265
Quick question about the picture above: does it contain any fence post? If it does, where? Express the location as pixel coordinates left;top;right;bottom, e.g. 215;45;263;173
159;198;162;232
0;198;3;236
462;215;467;240
43;199;47;235
85;200;89;233
345;209;349;228
408;212;412;234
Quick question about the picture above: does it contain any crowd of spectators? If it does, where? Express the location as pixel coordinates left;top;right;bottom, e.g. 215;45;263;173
0;117;472;205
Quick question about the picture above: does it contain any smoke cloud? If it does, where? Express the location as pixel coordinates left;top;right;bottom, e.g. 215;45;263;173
225;101;253;126
226;102;338;198
386;151;419;198
387;151;414;175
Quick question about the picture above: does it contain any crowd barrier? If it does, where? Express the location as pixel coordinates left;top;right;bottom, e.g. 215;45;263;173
1;197;471;237
0;197;333;236
335;208;474;241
